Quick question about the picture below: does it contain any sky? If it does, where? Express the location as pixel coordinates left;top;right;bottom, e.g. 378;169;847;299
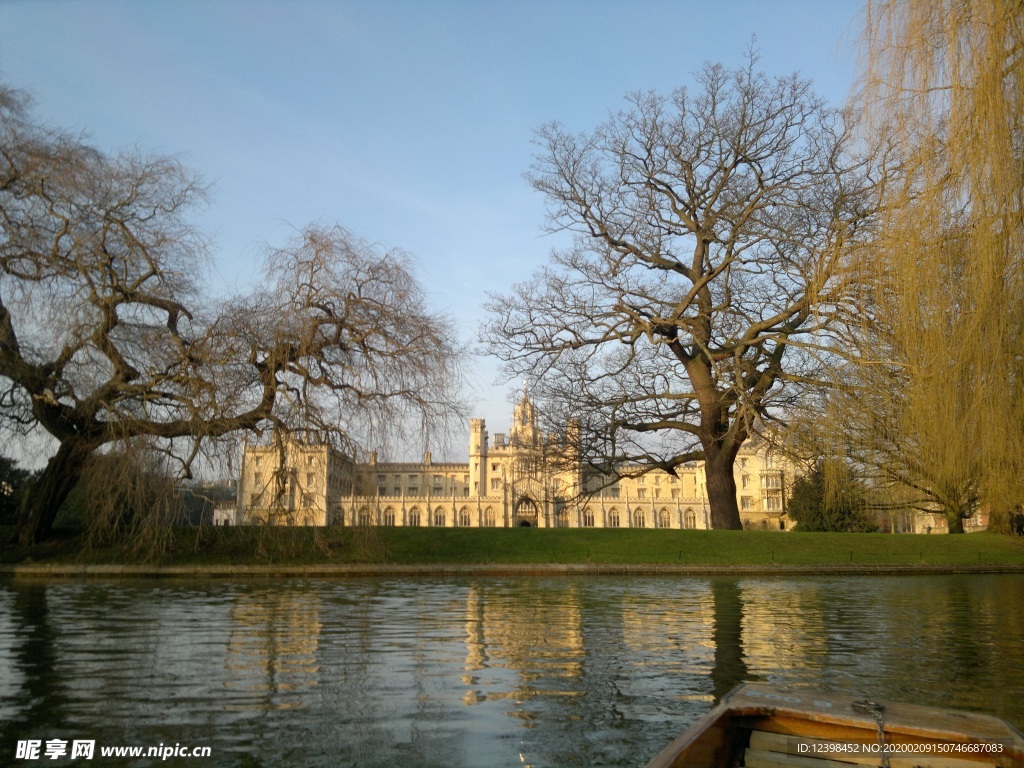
0;0;864;458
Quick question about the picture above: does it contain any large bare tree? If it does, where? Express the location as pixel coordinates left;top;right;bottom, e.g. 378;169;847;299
0;86;464;544
483;56;876;529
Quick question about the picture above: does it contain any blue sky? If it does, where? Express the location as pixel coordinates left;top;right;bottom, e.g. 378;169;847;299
1;0;863;454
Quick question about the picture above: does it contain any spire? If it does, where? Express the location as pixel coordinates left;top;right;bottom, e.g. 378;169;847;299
510;383;539;446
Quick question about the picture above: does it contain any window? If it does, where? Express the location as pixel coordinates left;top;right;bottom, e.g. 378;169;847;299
608;509;620;528
484;507;496;527
253;472;263;485
490;478;501;491
654;475;661;485
634;510;646;528
307;472;315;486
659;509;671;528
741;474;749;489
433;508;445;527
307;455;315;466
671;489;680;499
459;507;471;527
741;497;752;510
654;488;660;499
491;463;498;472
358;509;371;525
637;488;646;499
684;509;697;529
254;456;262;467
408;508;421;526
583;509;595;527
637;476;645;484
383;508;396;526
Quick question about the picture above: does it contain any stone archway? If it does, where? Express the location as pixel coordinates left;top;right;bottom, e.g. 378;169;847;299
514;496;540;527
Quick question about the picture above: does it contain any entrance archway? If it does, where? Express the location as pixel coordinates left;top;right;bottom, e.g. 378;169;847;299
514;496;540;527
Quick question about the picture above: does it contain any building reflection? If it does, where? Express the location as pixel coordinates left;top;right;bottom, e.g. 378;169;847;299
462;582;585;713
225;589;322;710
738;579;828;684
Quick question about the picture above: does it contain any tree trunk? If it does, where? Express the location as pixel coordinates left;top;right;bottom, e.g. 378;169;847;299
704;443;743;530
16;439;97;546
946;510;965;534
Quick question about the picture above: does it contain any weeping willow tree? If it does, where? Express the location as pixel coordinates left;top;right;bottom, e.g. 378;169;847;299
840;0;1024;532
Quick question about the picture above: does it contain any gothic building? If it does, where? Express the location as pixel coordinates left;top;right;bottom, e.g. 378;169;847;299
232;391;793;530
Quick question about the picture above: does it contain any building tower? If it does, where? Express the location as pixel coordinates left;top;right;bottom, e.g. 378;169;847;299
469;418;488;497
509;386;540;448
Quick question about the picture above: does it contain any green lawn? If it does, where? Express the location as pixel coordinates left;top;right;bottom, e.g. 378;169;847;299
4;525;1024;567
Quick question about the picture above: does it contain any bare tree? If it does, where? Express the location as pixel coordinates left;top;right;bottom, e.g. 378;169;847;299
483;55;876;529
0;85;464;544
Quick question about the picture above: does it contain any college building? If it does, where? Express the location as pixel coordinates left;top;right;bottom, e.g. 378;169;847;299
226;391;794;530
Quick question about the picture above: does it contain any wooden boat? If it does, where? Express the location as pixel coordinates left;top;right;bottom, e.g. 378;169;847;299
646;683;1024;768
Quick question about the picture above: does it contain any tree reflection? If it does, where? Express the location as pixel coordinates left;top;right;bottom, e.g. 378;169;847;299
0;586;66;742
710;578;748;704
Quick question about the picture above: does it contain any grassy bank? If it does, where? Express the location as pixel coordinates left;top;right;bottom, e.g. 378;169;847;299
4;525;1024;568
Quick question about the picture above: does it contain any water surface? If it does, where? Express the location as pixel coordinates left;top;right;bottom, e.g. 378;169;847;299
1;575;1021;767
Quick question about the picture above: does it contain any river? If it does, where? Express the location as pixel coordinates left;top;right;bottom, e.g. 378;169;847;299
1;574;1022;767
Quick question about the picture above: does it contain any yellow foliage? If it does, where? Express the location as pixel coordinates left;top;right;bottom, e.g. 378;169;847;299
834;0;1024;530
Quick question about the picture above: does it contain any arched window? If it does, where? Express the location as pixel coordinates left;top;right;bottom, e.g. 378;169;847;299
434;507;446;527
358;508;372;526
583;508;595;527
383;507;396;526
608;508;620;528
555;510;568;528
408;507;421;526
483;507;496;527
634;510;646;528
658;509;671;529
684;509;697;529
459;507;471;527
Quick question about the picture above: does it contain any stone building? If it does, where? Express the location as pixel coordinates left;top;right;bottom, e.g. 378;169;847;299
233;391;794;530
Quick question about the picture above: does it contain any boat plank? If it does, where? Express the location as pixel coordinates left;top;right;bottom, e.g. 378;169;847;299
728;687;1021;746
752;713;1014;758
745;747;883;768
646;685;1024;768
